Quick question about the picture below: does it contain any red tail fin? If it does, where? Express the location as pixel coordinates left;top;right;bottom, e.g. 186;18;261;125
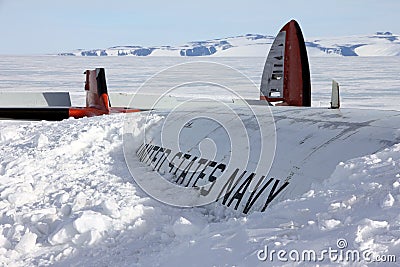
85;68;110;112
260;20;311;106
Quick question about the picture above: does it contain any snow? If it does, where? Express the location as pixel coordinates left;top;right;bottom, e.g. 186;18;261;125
211;44;271;57
0;56;400;265
356;44;400;57
61;32;400;57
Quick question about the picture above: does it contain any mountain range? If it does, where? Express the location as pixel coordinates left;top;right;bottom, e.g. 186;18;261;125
59;32;400;57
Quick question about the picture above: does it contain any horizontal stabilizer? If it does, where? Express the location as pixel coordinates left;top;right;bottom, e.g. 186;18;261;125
0;92;71;107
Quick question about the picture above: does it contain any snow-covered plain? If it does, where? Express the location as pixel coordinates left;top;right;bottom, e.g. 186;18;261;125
0;56;400;266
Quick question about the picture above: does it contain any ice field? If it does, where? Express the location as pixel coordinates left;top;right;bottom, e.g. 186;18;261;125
0;56;400;266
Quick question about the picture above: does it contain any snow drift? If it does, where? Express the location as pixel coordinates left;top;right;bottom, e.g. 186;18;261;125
0;111;399;266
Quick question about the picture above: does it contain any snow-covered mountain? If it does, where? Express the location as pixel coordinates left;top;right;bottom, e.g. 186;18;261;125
59;32;400;57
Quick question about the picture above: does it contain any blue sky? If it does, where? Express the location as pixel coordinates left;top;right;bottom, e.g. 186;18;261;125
0;0;399;54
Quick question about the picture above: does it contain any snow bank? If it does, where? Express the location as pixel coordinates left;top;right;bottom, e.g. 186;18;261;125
154;143;400;266
0;114;162;266
0;113;399;266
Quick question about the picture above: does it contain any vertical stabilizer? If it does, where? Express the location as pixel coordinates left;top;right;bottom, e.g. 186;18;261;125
260;20;311;106
85;68;110;112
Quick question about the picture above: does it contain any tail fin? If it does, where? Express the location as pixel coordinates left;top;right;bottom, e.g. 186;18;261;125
260;20;311;106
330;80;340;109
85;68;110;112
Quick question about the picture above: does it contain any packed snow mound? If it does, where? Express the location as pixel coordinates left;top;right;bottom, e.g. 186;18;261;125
59;32;400;57
0;114;240;266
0;114;399;266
